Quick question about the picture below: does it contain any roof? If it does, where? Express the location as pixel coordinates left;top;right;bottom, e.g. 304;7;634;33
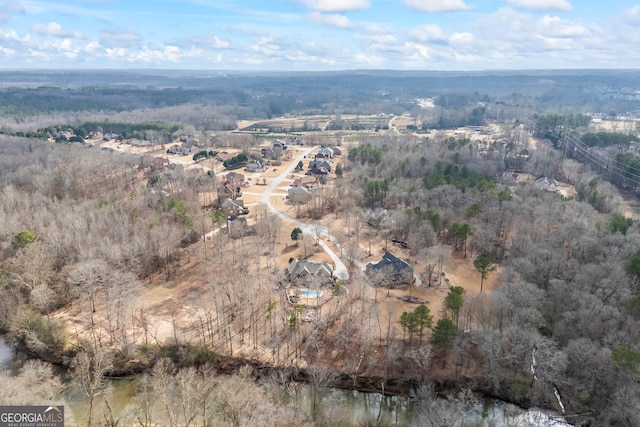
288;186;310;195
308;167;329;175
294;175;318;186
366;251;412;274
309;160;333;169
288;259;334;278
534;176;559;191
226;171;245;183
318;147;334;157
221;198;244;209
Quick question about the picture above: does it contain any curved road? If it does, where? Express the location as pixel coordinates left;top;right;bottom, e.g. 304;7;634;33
259;147;363;280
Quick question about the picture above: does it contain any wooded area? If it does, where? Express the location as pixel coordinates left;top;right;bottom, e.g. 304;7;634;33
2;70;640;426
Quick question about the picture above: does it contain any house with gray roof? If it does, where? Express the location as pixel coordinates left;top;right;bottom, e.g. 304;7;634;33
534;176;559;192
288;258;334;279
366;251;414;287
288;186;312;204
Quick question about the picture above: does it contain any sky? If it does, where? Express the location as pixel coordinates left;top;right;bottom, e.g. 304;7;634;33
0;0;640;71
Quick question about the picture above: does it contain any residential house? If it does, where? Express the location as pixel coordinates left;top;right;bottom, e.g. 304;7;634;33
366;251;414;287
293;175;319;190
150;157;170;172
245;160;266;172
262;146;283;160
306;167;330;176
288;186;312;204
287;258;334;285
227;216;254;239
167;144;186;155
331;146;343;156
221;172;245;199
225;172;245;187
87;131;103;140
309;159;333;171
365;208;388;229
261;147;276;159
534;176;559;192
57;130;73;140
272;139;288;150
179;134;199;144
103;132;119;141
221;198;248;217
316;147;334;159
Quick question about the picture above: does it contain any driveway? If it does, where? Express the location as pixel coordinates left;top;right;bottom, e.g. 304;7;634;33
259;147;357;280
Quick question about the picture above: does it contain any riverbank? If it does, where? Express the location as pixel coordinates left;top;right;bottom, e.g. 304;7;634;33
1;335;572;427
2;334;571;426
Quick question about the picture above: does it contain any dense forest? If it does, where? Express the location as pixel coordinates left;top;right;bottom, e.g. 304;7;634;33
1;70;640;426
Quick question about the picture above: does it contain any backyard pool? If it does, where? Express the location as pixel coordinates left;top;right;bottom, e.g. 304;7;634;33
300;289;323;298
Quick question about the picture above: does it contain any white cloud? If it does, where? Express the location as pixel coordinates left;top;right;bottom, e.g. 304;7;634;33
0;46;15;56
355;32;400;53
359;22;394;34
284;50;337;65
307;12;352;28
625;5;640;22
407;24;447;42
84;41;101;53
449;32;473;44
539;15;588;37
507;0;571;11
105;47;127;58
404;42;431;60
206;35;231;49
403;0;468;13
100;28;140;48
0;1;24;23
474;7;537;48
250;36;286;56
0;28;30;42
354;52;386;65
182;34;232;49
32;22;84;39
39;38;83;60
300;0;369;12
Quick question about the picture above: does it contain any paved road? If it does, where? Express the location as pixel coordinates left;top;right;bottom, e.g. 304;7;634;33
259;147;360;280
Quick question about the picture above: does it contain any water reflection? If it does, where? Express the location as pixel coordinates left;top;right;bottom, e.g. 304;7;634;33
0;338;570;427
0;338;14;369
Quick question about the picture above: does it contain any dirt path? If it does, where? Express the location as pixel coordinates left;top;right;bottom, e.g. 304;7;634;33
259;146;352;280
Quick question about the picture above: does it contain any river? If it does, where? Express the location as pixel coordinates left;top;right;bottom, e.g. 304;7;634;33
0;338;571;426
0;337;13;369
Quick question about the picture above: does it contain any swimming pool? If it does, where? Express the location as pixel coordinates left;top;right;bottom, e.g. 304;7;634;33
301;289;323;298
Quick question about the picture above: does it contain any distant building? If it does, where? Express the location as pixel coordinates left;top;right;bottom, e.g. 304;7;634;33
225;172;245;187
534;176;559;192
245;160;266;172
309;159;333;171
288;186;312;204
293;175;319;190
221;198;248;217
227;216;254;239
316;147;334;159
272;139;288;150
103;132;119;141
